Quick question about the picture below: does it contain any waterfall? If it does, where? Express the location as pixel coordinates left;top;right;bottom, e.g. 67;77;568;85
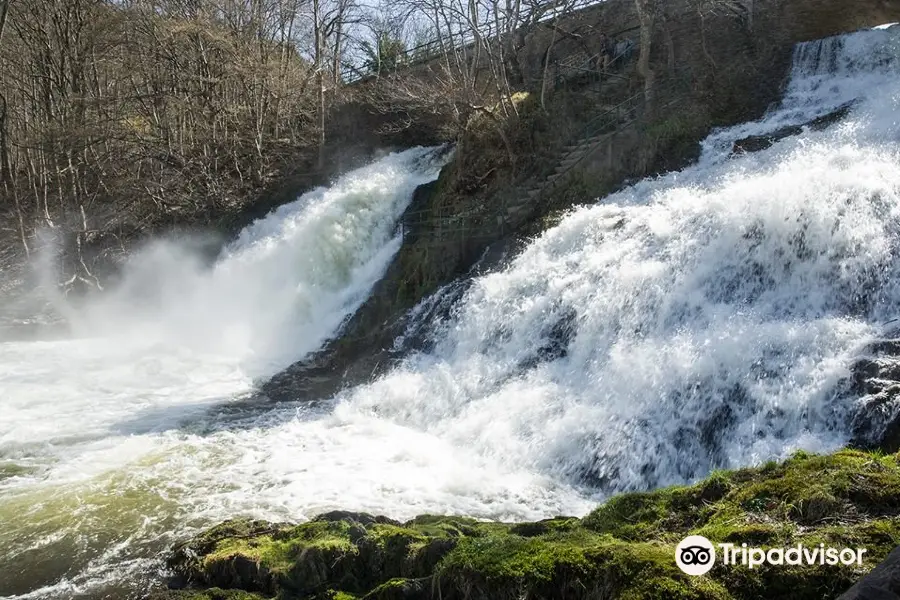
0;146;446;599
701;26;900;161
792;36;844;76
2;24;900;600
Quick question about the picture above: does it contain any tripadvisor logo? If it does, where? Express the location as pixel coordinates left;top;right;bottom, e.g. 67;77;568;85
675;535;868;576
676;535;716;575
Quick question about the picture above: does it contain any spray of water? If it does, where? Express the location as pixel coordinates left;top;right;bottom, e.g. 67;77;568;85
1;26;899;600
0;146;446;598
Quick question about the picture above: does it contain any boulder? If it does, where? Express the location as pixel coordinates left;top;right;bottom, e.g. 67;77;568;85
849;337;900;453
732;102;855;155
839;545;900;600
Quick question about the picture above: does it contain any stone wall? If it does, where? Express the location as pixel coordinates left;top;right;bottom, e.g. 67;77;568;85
364;0;897;94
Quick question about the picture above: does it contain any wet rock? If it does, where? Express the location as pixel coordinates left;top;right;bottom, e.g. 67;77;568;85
536;307;577;362
838;545;900;600
854;390;900;454
849;338;900;453
733;127;801;154
512;306;578;373
260;349;348;404
313;511;401;527
167;520;290;589
163;450;900;600
732;101;855;155
363;577;430;600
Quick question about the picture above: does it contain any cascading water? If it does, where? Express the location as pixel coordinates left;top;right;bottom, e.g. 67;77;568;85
701;25;900;161
1;25;899;600
0;146;446;598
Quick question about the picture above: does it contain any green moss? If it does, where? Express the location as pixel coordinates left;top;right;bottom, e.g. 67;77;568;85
586;541;731;600
438;530;729;600
368;577;408;590
509;516;580;537
361;577;420;599
149;588;268;600
404;514;483;537
439;530;594;581
204;519;355;576
584;449;900;543
168;449;900;600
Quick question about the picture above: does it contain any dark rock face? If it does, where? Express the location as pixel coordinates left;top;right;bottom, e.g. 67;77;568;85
732;101;855;155
839;545;900;600
260;350;348;405
166;519;290;590
850;336;900;454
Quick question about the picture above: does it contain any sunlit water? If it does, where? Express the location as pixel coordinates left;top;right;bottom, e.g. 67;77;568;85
2;26;900;600
0;147;446;598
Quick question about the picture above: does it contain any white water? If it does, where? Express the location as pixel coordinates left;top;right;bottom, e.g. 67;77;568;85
701;27;900;161
0;146;445;598
2;26;900;600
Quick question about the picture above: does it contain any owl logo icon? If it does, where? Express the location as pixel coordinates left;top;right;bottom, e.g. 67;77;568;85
676;535;716;576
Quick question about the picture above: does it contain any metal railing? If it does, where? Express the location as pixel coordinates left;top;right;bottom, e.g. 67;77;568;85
535;77;688;198
340;0;627;84
340;28;481;84
553;40;636;87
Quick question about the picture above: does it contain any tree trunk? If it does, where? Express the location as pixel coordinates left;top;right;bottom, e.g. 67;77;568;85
634;0;657;116
314;0;326;168
540;17;560;109
0;0;8;42
0;0;25;255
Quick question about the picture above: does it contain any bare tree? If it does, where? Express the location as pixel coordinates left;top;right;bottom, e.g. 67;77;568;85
0;0;327;286
634;0;658;111
634;0;753;113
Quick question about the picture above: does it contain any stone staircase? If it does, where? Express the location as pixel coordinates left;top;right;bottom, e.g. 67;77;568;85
504;89;645;222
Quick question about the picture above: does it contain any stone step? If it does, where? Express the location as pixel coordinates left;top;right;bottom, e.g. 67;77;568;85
566;135;602;151
562;147;588;159
507;205;529;218
564;140;599;155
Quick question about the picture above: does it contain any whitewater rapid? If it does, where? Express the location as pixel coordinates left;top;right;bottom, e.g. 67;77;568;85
0;147;446;598
2;25;900;600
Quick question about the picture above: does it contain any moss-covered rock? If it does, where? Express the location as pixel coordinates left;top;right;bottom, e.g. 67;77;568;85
162;449;900;600
149;587;269;600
